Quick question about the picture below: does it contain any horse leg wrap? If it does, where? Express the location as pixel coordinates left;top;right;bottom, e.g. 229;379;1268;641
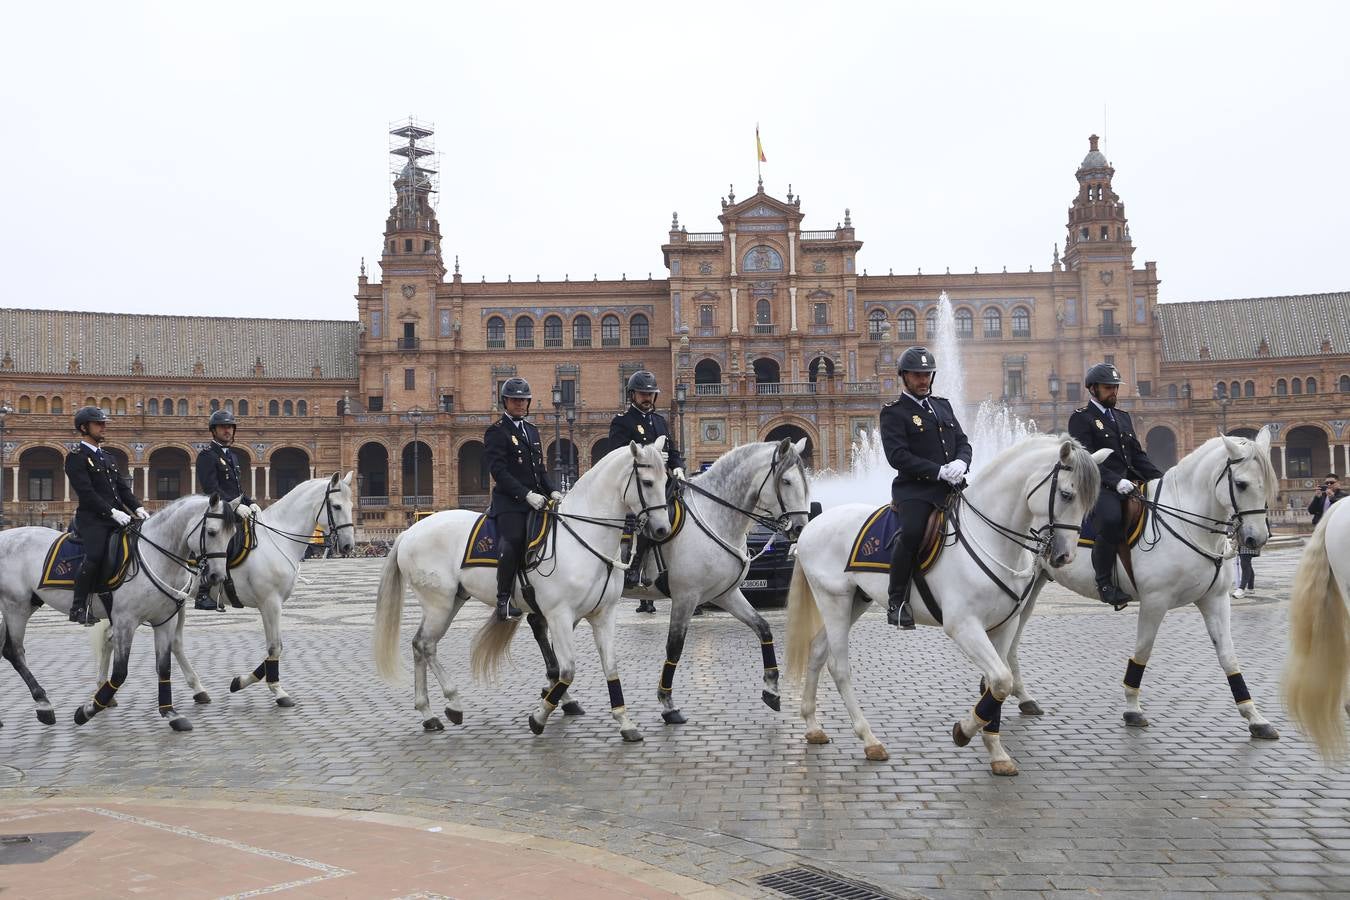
251;662;267;683
973;687;1004;730
158;678;173;711
264;658;280;684
542;678;571;710
659;660;678;694
93;678;121;710
607;677;625;711
1123;658;1146;691
1226;671;1252;705
761;639;778;672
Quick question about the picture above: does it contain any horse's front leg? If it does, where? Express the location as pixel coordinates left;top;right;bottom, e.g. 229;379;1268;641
153;619;193;731
527;611;575;736
171;607;211;704
75;618;135;725
713;589;782;712
656;594;696;724
526;611;583;716
1196;590;1278;740
946;617;1018;776
258;597;293;708
1121;597;1169;728
1;609;56;725
590;603;643;742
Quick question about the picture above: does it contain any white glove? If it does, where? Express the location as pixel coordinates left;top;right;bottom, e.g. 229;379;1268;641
247;502;263;519
1116;479;1135;495
946;460;967;479
549;490;563;503
937;462;966;485
672;467;687;481
526;491;548;510
110;509;132;526
134;507;150;520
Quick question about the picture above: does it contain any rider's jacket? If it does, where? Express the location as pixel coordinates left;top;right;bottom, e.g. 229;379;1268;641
880;393;971;508
196;441;253;504
607;405;683;470
1068;403;1163;488
485;414;555;515
65;443;140;521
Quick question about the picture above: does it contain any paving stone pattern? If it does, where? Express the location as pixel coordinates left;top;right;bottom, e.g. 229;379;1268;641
2;547;1347;898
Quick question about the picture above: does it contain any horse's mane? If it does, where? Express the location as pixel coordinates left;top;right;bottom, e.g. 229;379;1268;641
977;433;1102;505
1180;435;1280;506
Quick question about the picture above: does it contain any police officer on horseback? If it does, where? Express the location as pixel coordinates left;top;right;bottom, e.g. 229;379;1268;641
65;406;148;626
485;377;561;622
608;370;684;609
880;347;972;630
193;409;260;611
1068;362;1164;610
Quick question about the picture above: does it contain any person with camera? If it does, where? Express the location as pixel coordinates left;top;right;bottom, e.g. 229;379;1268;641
1307;474;1345;526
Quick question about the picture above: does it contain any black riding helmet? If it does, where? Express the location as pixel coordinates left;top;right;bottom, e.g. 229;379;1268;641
1084;362;1123;387
500;377;532;401
897;346;937;376
208;409;238;429
626;370;660;396
73;405;108;432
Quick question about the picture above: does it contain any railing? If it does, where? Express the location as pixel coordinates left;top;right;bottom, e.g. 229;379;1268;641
487;338;505;349
573;336;591;347
1099;323;1122;336
799;230;836;240
396;337;420;350
516;338;535;349
755;382;817;396
866;330;884;341
844;382;880;394
1011;328;1031;339
808;324;832;334
544;337;563;348
693;383;726;396
631;335;649;346
686;232;723;242
401;495;434;507
358;496;389;508
696;326;720;337
601;336;620;347
753;323;776;335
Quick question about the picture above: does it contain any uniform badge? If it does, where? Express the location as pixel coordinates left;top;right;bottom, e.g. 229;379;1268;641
511;435;520;446
921;354;929;365
912;415;923;426
1095;419;1105;430
637;424;645;436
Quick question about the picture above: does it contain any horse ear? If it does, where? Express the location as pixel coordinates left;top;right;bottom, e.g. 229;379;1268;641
792;437;808;456
1091;448;1113;464
342;470;355;486
654;434;667;451
777;437;792;454
1255;426;1272;453
1059;439;1073;463
208;491;220;507
1221;434;1243;458
329;472;340;487
629;440;639;458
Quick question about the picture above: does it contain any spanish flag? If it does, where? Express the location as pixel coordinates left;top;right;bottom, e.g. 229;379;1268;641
756;125;767;163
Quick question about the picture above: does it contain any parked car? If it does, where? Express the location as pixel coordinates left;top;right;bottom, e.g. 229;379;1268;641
741;502;822;608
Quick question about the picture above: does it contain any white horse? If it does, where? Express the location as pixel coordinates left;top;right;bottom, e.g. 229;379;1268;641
1010;430;1279;739
93;473;357;709
373;439;672;741
1283;494;1350;760
0;493;237;732
626;439;812;723
786;436;1106;775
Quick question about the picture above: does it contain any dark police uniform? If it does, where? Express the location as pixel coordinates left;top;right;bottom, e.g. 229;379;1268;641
607;405;684;471
1068;399;1163;597
196;441;252;506
484;413;556;611
65;441;141;620
880;393;971;624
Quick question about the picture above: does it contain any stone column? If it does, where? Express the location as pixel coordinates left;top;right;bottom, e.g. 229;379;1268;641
730;287;740;333
789;286;799;333
251;467;258;499
262;467;270;500
9;466;17;503
729;232;738;276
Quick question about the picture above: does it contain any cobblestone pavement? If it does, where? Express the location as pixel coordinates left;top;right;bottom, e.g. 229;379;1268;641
2;545;1348;898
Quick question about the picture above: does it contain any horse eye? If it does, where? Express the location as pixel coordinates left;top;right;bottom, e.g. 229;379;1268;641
1059;490;1073;501
1235;481;1248;491
643;479;654;488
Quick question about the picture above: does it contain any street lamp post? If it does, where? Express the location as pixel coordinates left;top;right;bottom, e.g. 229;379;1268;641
408;406;424;520
0;402;13;529
1047;370;1061;433
1213;384;1231;436
551;384;563;483
674;383;688;461
565;404;577;490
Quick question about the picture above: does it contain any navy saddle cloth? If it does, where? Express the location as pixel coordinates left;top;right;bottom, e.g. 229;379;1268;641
40;528;133;591
461;511;552;568
846;505;945;573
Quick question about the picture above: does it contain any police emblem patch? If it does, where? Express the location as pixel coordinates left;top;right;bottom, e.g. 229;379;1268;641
912;415;923;426
511;434;520;446
636;424;645;435
1095;419;1105;430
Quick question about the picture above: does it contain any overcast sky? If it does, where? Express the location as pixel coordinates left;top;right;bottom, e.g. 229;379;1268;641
3;1;1346;321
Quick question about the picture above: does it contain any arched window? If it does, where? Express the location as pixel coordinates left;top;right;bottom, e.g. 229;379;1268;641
1306;377;1317;394
1167;384;1178;400
148;398;160;415
297;400;307;416
514;316;534;348
34;397;47;414
100;397;111;413
177;399;188;416
283;400;294;416
225;399;234;413
269;399;280;416
210;399;220;412
17;396;31;413
1292;378;1303;395
925;308;938;337
572;315;592;347
543;315;563;348
867;309;887;341
486;316;505;348
897;309;916;340
51;397;63;415
1215;382;1227;399
1244;380;1255;397
629;313;649;346
983;307;1002;338
601;314;620;347
238;399;248;416
162;397;175;415
698;305;715;327
85;397;96;408
1230;381;1241;399
1341;374;1350;393
742;245;784;272
954;308;973;338
1276;379;1288;396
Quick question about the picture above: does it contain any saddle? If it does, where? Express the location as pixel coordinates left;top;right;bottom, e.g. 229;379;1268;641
461;510;553;568
846;505;945;573
39;528;133;592
1078;485;1149;587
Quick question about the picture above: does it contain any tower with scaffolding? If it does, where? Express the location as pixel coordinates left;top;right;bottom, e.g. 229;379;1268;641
383;117;444;273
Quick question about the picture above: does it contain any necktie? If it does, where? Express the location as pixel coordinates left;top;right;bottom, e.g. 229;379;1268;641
1106;408;1117;427
921;399;933;417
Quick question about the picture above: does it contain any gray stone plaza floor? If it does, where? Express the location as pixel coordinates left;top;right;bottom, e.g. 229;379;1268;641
2;545;1348;898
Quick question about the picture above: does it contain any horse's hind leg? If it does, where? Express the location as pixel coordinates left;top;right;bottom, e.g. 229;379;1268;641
153;620;192;731
0;608;55;725
414;590;467;730
1196;590;1278;740
1006;591;1045;716
655;595;696;724
714;589;782;712
75;619;135;725
170;608;211;703
526;611;583;716
589;604;642;742
801;627;831;744
528;610;577;736
947;617;1018;776
818;588;887;761
1121;599;1169;728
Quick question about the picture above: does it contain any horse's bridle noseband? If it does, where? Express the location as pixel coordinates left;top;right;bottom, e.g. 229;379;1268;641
1023;460;1080;557
624;457;671;534
1216;456;1269;541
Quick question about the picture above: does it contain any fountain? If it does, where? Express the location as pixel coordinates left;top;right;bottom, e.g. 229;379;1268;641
812;292;1041;508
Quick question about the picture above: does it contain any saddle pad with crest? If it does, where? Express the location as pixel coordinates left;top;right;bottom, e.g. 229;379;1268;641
619;496;687;550
1078;483;1149;548
186;514;257;570
39;530;133;592
846;505;945;573
461;511;553;568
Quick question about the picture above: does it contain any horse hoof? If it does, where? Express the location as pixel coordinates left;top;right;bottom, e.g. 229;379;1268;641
761;690;781;712
169;718;193;733
36;709;56;726
804;728;831;745
73;707;90;726
229;676;244;693
864;744;889;762
621;728;644;743
991;759;1019;777
274;696;296;708
528;714;545;735
422;717;444;732
561;700;586;716
193;692;211;705
1249;722;1280;741
445;707;463;726
952;721;971;747
661;709;687;725
107;697;118;708
1123;711;1149;728
1018;700;1044;717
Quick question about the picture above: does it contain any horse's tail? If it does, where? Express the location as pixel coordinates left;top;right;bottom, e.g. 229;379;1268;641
1283;513;1350;760
372;531;408;682
470;614;521;683
785;562;823;685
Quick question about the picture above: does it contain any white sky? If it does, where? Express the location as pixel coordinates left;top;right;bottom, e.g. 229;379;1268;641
2;1;1346;321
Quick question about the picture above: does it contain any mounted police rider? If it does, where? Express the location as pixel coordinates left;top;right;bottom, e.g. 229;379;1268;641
1068;362;1164;610
65;406;148;626
193;409;260;611
607;370;684;610
485;377;561;622
880;347;972;630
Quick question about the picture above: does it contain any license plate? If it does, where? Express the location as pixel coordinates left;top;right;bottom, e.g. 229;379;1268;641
742;579;769;589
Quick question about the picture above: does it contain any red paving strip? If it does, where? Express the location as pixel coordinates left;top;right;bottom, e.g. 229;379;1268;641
0;801;734;899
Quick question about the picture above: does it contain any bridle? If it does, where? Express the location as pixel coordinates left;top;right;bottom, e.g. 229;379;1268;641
621;455;672;535
250;480;355;553
679;443;809;538
959;459;1080;565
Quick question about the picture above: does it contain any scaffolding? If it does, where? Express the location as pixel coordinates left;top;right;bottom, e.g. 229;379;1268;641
388;117;438;231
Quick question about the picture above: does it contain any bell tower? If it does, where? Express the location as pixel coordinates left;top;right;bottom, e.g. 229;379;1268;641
1063;134;1133;271
381;119;445;280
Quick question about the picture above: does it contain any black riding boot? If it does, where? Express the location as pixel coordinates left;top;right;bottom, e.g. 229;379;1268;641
887;547;916;630
194;577;218;611
1092;542;1131;609
70;561;100;626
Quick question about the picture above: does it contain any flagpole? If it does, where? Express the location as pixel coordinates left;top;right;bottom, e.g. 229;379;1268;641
756;123;762;186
